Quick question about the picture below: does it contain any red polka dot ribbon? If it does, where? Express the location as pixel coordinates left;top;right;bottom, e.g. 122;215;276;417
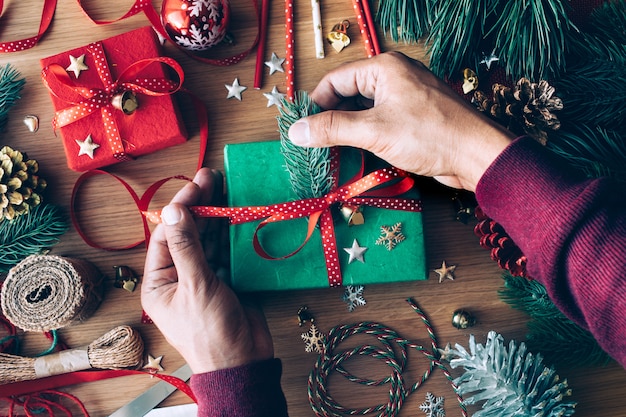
41;42;184;162
0;0;56;53
144;167;423;287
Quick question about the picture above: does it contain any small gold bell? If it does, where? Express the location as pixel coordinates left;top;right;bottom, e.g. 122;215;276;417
327;20;351;53
452;309;476;329
297;306;315;327
113;265;139;292
111;90;139;115
462;68;479;94
339;204;364;226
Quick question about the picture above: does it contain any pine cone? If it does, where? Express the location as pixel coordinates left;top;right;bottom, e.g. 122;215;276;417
0;146;47;221
474;206;529;279
473;78;562;145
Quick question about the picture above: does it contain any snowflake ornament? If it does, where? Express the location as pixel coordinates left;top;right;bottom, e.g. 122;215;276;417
342;285;366;312
419;392;445;417
375;222;405;250
301;324;325;354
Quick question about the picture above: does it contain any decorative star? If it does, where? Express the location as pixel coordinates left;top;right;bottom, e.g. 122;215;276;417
225;77;247;100
434;261;456;283
66;54;89;78
264;52;285;75
143;354;164;372
437;343;454;361
263;86;286;108
343;239;367;264
480;49;500;70
75;134;100;159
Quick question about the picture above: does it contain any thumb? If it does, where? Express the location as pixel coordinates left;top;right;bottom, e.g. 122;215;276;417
161;203;212;284
288;110;373;149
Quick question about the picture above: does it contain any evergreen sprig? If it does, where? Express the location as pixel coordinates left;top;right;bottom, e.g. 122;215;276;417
0;203;68;272
490;0;577;80
588;0;626;45
450;331;577;417
426;0;499;78
499;273;612;367
277;91;334;199
376;0;430;44
0;64;26;132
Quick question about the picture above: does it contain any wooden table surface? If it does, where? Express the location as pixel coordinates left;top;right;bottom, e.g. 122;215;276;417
1;0;625;415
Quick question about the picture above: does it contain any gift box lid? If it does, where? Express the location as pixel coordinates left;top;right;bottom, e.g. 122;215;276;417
225;140;428;292
40;26;187;172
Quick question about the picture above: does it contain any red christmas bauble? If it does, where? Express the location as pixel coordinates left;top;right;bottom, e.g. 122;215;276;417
161;0;230;52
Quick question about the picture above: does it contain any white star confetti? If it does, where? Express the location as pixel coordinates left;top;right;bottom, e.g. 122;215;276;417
264;52;285;75
66;54;89;78
143;354;164;373
480;49;500;70
437;343;453;361
434;261;456;283
375;222;405;250
75;134;100;159
225;77;247;100
419;392;445;417
342;285;366;312
301;324;325;354
343;239;367;264
263;86;286;108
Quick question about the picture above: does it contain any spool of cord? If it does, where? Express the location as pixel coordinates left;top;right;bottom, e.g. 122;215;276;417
1;254;104;332
0;325;144;384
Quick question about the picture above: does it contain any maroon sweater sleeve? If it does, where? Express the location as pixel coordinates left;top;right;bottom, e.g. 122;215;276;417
476;136;626;368
190;358;289;417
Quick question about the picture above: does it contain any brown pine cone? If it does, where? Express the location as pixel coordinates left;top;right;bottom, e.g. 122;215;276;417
0;146;47;221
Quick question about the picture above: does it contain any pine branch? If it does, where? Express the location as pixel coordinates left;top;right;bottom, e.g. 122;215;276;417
491;0;578;80
450;331;577;417
0;64;26;132
0;203;68;272
499;273;562;319
527;316;613;367
376;0;430;44
426;0;499;78
277;91;334;199
588;0;626;45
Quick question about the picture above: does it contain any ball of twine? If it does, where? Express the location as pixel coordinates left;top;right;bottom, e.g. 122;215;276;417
1;254;104;332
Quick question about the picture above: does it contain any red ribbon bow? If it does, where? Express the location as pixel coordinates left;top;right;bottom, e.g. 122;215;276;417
41;42;184;162
145;167;422;287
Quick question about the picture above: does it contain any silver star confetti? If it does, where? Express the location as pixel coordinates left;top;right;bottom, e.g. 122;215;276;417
75;134;100;159
263;86;286;108
480;49;500;70
343;239;367;264
66;54;89;78
264;52;285;75
225;77;247;100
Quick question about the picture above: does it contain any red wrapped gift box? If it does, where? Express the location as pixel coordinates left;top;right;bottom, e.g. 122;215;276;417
40;26;187;172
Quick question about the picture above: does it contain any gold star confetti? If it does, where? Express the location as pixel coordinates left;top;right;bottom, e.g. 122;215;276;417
66;54;89;78
375;222;405;250
143;354;164;372
437;342;454;361
434;261;456;283
75;134;100;159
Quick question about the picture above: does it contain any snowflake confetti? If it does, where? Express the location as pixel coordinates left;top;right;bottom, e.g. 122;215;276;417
375;222;405;250
419;392;445;417
342;285;366;312
301;324;325;354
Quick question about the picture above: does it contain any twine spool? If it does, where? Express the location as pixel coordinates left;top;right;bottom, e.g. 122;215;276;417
0;325;144;384
1;254;104;332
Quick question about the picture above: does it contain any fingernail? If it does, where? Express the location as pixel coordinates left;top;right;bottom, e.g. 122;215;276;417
161;204;182;225
288;120;310;146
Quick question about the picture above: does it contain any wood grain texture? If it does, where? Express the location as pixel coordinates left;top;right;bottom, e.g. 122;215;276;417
1;0;624;415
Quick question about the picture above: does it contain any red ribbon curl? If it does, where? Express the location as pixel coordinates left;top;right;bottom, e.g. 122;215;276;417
145;167;422;287
41;42;184;162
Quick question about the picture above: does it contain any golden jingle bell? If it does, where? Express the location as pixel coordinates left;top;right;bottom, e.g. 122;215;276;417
111;90;139;115
452;309;476;329
113;265;139;292
339;204;364;226
327;20;351;53
462;68;479;94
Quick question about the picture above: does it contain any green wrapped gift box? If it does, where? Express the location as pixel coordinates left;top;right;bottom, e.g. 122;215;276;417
225;140;427;292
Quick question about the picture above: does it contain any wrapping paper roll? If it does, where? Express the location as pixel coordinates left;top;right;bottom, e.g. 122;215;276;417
1;254;104;331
